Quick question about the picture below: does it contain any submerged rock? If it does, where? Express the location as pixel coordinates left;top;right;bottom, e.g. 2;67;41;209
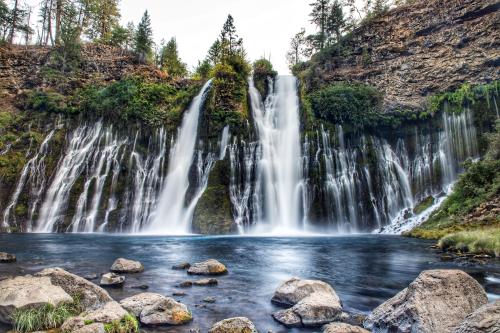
35;267;113;310
188;259;227;275
452;300;500;333
100;272;125;287
0;275;73;324
209;317;258;333
271;277;342;327
110;258;144;273
140;297;192;325
0;252;16;263
179;281;193;288
194;278;218;286
323;323;370;333
61;301;128;332
203;297;216;303
172;262;191;270
365;269;488;333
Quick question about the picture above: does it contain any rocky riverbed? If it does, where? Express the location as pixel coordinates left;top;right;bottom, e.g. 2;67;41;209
0;234;499;332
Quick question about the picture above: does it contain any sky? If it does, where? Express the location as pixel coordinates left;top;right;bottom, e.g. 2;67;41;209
118;0;315;74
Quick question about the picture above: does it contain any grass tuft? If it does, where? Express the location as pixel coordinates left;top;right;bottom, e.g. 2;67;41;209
438;228;500;257
103;314;139;333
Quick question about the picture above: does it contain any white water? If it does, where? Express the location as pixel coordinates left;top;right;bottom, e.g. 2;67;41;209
249;76;305;233
145;80;212;234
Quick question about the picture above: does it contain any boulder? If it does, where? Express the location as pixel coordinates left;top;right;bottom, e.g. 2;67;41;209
0;275;73;324
172;262;191;270
73;323;106;333
452;300;500;333
110;258;144;273
365;270;488;333
272;277;337;306
188;259;227;275
119;293;165;317
323;323;370;333
100;273;125;287
140;297;192;325
61;301;128;332
194;278;218;286
209;317;258;333
0;252;16;263
35;267;112;310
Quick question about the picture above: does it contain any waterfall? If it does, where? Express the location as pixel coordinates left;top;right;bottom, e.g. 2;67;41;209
219;126;230;160
146;80;212;234
249;75;305;232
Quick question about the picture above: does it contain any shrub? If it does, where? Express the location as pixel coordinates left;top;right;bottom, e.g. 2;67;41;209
253;58;277;99
104;314;139;333
12;301;82;333
310;83;383;128
26;90;74;114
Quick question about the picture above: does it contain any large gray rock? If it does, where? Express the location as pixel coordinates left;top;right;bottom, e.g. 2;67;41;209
365;270;488;333
209;317;258;333
452;300;500;333
61;301;128;332
271;277;338;306
119;293;165;317
35;267;112;310
323;323;370;333
0;252;16;263
271;278;342;327
187;259;227;275
100;273;125;287
110;258;144;273
0;275;73;324
140;297;192;325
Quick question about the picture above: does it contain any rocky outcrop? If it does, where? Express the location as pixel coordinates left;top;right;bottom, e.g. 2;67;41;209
0;252;16;263
365;270;488;333
452;300;500;333
299;0;500;111
271;278;343;327
119;293;165;317
209;317;258;333
0;275;73;324
35;267;113;310
61;301;128;332
187;259;228;275
110;258;144;273
323;323;370;333
139;297;192;326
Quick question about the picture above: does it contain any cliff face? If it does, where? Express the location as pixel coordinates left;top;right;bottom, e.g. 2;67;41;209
300;0;499;111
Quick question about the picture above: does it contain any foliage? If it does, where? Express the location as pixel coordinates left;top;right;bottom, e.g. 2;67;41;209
26;90;73;114
103;314;139;333
193;59;212;80
12;300;82;333
52;2;82;73
134;11;154;63
286;28;310;68
105;25;132;48
83;0;120;41
309;83;383;128
253;58;277;99
159;38;187;78
439;228;500;257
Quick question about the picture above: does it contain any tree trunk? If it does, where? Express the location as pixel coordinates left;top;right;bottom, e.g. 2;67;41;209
8;0;19;44
55;0;62;45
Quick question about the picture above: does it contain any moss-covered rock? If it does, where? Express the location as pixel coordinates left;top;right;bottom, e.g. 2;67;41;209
192;160;235;235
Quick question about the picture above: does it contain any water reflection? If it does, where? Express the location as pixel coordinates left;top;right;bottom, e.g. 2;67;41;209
0;234;498;332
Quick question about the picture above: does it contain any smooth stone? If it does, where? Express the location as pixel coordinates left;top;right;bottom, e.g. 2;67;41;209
365;269;488;333
173;292;187;296
452;300;500;333
0;275;73;324
272;309;302;327
194;278;218;286
172;262;191;270
140;298;192;326
84;273;98;281
323;323;370;333
119;292;165;317
110;258;144;273
35;267;113;311
61;301;128;332
187;259;227;276
0;252;16;263
271;277;338;307
100;273;125;287
179;281;193;288
203;297;216;303
131;284;149;290
209;317;259;333
73;323;106;333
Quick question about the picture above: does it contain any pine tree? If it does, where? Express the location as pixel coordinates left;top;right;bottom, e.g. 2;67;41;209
159;37;187;78
219;14;243;60
0;0;10;41
194;59;212;80
309;0;330;50
326;0;345;46
107;24;129;48
125;21;134;49
83;0;120;40
372;0;389;15
57;1;81;72
286;28;309;68
207;39;221;65
7;0;32;44
134;10;153;63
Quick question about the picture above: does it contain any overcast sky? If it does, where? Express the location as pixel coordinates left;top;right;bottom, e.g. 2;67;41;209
118;0;315;74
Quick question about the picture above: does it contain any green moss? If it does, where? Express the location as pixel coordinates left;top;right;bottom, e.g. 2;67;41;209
103;314;139;333
0;111;15;128
413;196;435;215
438;228;500;257
0;152;27;183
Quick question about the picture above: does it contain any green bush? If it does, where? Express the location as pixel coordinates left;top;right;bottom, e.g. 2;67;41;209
104;314;139;333
253;58;277;98
26;90;75;114
310;83;383;128
12;301;82;333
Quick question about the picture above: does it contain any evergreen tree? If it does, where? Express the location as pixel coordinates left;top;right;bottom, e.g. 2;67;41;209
56;1;81;72
371;0;389;15
194;59;212;80
159;37;187;78
7;0;32;44
219;14;243;60
125;21;134;49
309;0;330;50
83;0;120;40
286;28;309;68
207;39;221;65
0;0;10;41
107;24;129;48
134;10;153;63
326;0;345;46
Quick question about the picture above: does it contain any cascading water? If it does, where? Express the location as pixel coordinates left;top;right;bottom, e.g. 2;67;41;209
249;76;306;233
146;80;212;234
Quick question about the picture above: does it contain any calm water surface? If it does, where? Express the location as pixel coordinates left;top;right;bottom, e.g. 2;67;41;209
0;234;499;332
